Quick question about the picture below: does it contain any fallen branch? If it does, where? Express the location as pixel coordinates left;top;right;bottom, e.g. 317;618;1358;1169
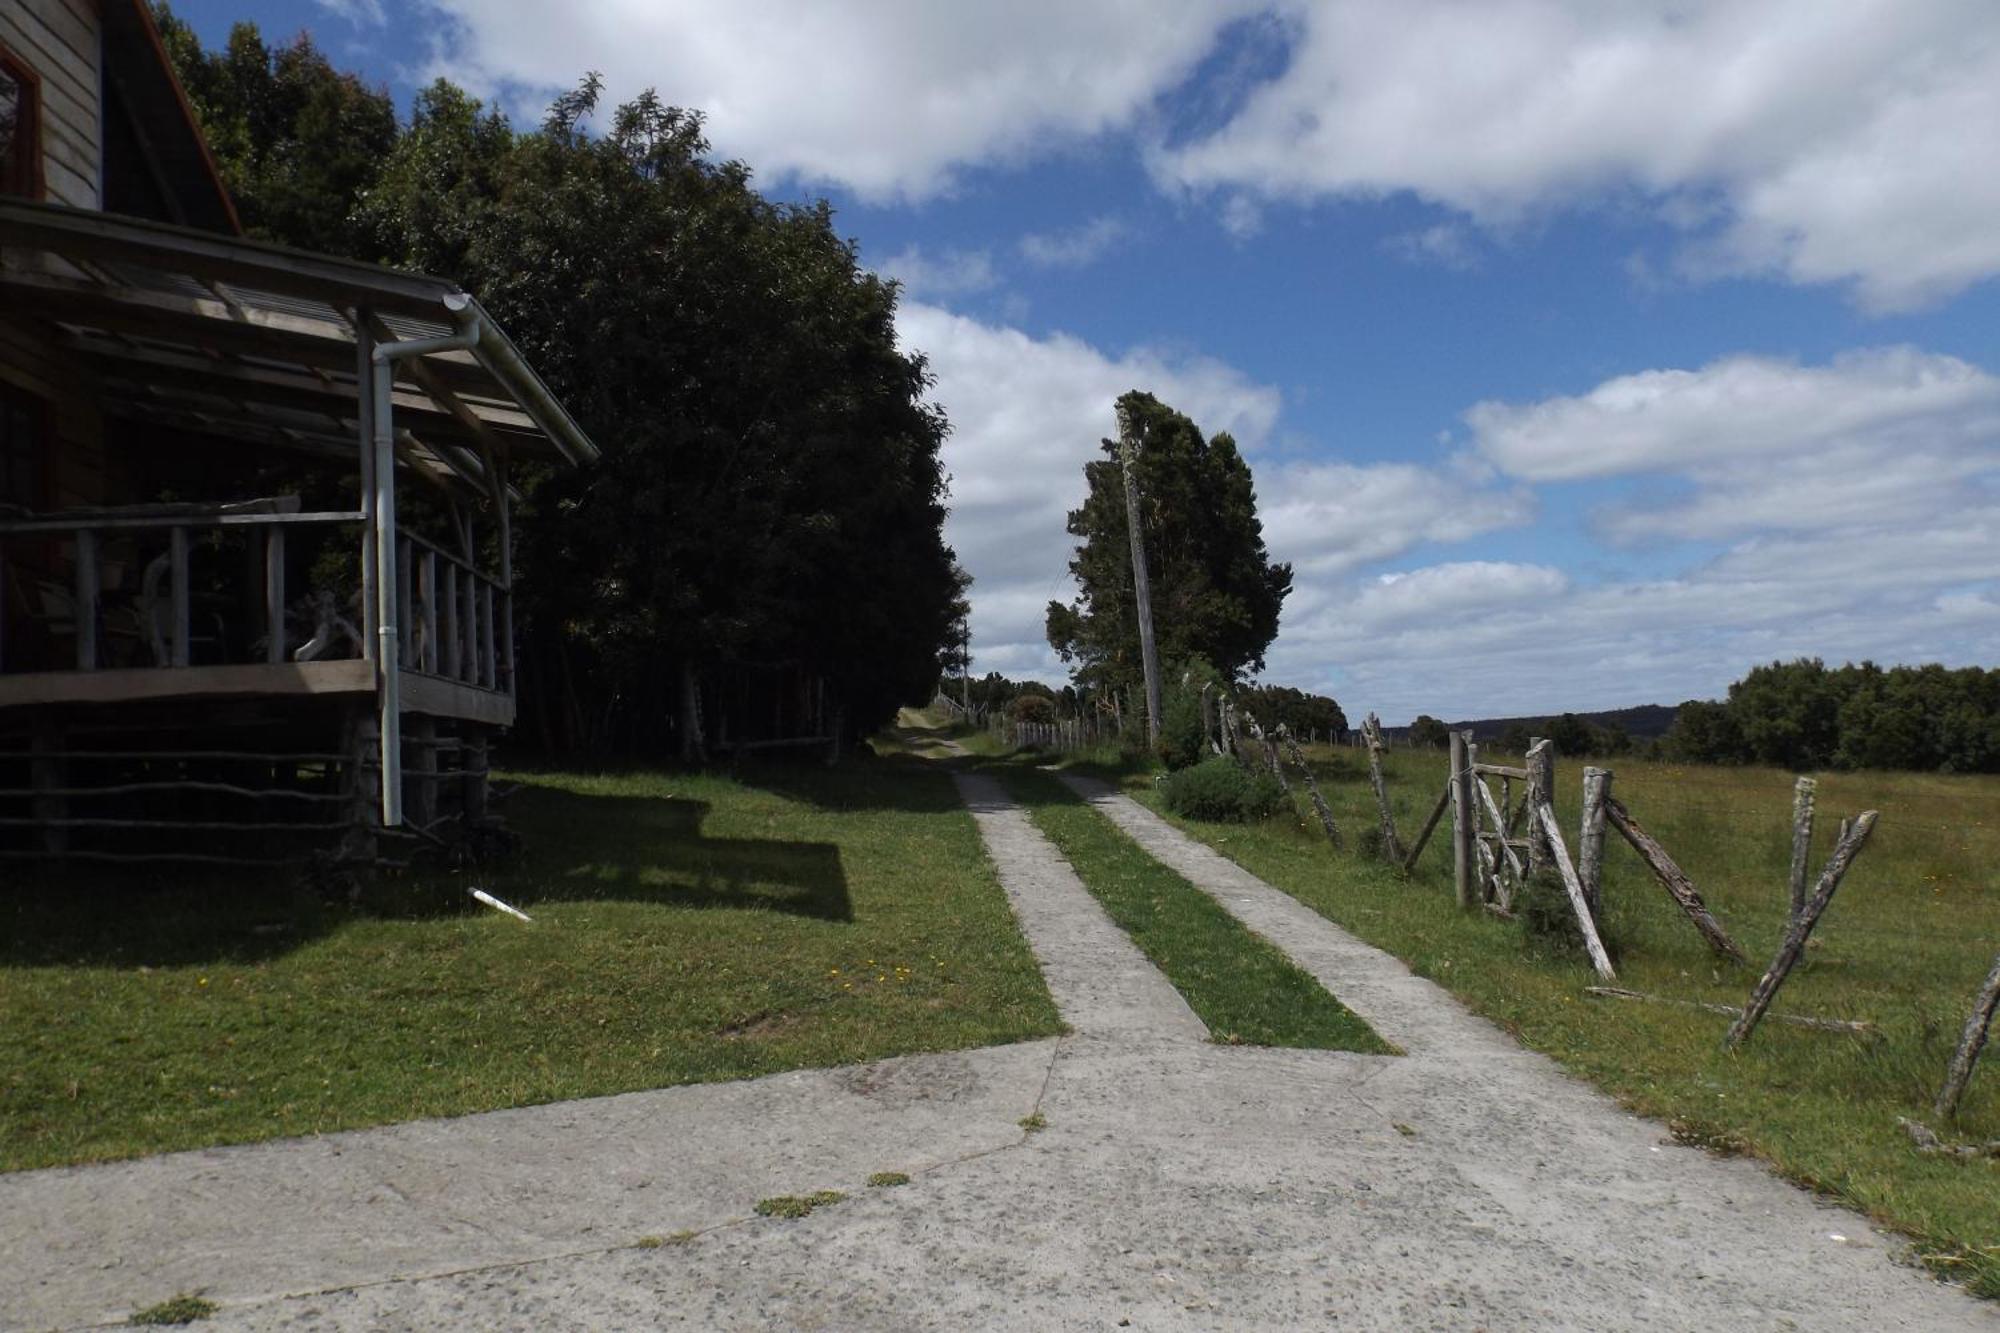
1898;1117;2000;1159
1585;986;1872;1034
1604;796;1747;964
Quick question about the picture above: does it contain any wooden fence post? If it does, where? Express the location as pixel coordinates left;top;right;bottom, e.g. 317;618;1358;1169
1524;739;1554;877
1725;811;1878;1050
1363;713;1404;861
1788;776;1817;924
1279;724;1341;849
1534;801;1616;979
1579;766;1609;920
1449;729;1474;908
1935;952;2000;1121
1602;796;1747;963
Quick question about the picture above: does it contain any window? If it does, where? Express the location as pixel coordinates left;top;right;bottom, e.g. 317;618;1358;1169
1;384;48;510
0;45;41;200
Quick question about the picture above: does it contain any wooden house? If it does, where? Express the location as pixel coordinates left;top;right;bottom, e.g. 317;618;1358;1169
0;0;599;869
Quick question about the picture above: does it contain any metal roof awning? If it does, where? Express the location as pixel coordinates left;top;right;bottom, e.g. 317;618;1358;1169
0;199;600;489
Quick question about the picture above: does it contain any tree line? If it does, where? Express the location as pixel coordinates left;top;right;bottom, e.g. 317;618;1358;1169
156;12;961;756
1664;659;2000;773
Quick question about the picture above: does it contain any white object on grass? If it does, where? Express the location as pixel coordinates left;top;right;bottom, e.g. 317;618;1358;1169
471;888;533;922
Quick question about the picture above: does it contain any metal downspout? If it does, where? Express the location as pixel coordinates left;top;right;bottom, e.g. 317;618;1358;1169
368;294;483;826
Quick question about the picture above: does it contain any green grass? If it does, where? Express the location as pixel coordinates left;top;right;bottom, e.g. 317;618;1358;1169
1106;743;2000;1295
1;750;1062;1172
754;1189;845;1218
129;1293;217;1325
992;763;1392;1053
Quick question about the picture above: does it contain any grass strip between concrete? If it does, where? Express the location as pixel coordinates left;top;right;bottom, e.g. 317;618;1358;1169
993;764;1391;1054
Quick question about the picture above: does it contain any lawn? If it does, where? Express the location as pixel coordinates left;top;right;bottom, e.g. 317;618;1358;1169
0;750;1062;1172
1090;741;2000;1295
991;763;1390;1052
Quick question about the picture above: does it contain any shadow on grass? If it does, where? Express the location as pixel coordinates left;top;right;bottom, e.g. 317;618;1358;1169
1;780;853;971
504;788;851;922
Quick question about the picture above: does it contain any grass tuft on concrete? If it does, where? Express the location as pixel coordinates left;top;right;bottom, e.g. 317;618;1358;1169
993;764;1392;1054
129;1293;216;1325
867;1170;911;1187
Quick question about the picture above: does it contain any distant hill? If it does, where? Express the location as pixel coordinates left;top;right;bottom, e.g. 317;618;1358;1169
1445;703;1681;742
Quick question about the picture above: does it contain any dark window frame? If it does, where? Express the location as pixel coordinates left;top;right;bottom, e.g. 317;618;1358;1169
0;379;54;512
0;41;45;201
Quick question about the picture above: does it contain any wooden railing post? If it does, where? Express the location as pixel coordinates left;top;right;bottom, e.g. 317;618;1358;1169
442;561;461;680
480;581;496;688
396;535;413;662
1788;776;1817;924
74;528;98;670
168;525;191;667
420;549;438;674
264;525;287;663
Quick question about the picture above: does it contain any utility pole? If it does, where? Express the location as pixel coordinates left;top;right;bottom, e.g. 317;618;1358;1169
1116;401;1164;745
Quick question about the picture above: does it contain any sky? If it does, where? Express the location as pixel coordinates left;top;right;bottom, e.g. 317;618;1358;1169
177;0;2000;723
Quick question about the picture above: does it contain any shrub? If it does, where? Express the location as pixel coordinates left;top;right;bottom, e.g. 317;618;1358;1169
1157;687;1209;770
1010;694;1055;724
1160;755;1286;823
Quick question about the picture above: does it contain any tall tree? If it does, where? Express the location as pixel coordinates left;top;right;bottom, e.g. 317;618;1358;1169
1046;391;1290;694
153;5;396;258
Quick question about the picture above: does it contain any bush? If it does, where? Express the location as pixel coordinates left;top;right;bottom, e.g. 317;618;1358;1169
1010;694;1055;724
1160;755;1286;823
1157;688;1209;770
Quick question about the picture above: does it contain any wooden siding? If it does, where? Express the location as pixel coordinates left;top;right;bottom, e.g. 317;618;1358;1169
0;313;114;511
0;0;101;210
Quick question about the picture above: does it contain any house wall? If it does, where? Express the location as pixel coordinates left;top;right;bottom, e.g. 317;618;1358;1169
0;0;103;211
0;312;112;513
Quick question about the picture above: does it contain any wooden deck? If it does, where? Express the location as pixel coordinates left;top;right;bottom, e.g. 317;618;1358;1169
0;659;513;725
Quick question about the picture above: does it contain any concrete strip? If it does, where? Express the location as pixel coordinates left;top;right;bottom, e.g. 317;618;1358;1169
0;1041;1059;1330
1056;770;1521;1059
952;770;1208;1045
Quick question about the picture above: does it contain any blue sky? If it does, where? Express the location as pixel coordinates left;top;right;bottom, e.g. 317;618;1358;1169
173;1;2000;722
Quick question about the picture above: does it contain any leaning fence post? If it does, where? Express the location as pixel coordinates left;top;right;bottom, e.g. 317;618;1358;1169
1935;952;2000;1121
1579;766;1609;920
1363;713;1404;861
1725;811;1878;1050
1280;724;1341;849
1788;776;1817;924
1449;729;1474;908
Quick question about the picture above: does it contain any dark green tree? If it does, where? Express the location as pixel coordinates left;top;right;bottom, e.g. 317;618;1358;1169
1407;714;1450;749
153;5;396;257
1046;391;1291;695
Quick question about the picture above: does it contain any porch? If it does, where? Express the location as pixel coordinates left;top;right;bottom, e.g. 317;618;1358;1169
0;199;598;865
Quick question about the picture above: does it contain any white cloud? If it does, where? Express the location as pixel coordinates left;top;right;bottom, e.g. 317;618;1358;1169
1264;345;2000;721
897;302;1279;680
1382;223;1476;270
316;0;385;24
1159;1;2000;310
417;0;1253;202
876;245;999;299
1019;217;1130;269
1260;461;1535;577
1464;347;2000;482
1219;195;1263;239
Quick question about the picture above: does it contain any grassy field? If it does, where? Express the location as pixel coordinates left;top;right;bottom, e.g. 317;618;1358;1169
1081;740;2000;1295
0;750;1061;1172
992;763;1391;1052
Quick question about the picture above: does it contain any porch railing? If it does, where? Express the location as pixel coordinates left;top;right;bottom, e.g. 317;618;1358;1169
396;531;511;693
0;509;512;699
